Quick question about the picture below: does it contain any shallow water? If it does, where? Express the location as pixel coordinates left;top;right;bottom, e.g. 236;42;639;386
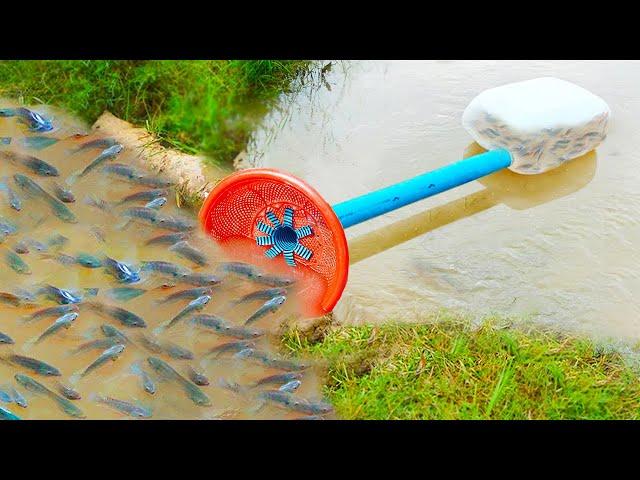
0;101;327;420
248;60;640;345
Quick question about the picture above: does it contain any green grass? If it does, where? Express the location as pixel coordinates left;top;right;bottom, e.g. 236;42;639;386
283;315;640;419
0;60;310;165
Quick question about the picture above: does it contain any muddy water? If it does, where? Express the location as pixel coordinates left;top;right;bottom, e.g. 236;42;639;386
248;60;640;345
0;101;326;420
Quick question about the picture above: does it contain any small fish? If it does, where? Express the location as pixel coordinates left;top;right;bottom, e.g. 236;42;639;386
157;295;211;332
100;324;133;345
37;284;82;304
12;288;37;307
102;163;142;180
52;182;75;203
33;312;78;344
169;241;209;267
141;260;189;277
68;143;124;182
85;302;146;328
158;287;212;305
186;366;209;386
21;136;59;150
145;232;189;246
76;253;102;268
85;287;99;297
135;175;172;188
13;174;76;223
69;137;118;154
9;387;27;408
191;314;264;339
0;177;22;211
0;331;15;344
206;340;256;358
118;188;168;205
56;381;81;400
244;295;286;325
103;256;140;283
15;374;85;418
218;262;263;280
69;337;118;355
0;216;18;236
106;287;146;302
5;354;61;376
233;348;255;359
0;405;21;420
78;344;126;378
217;378;250;396
252;372;304;388
146;356;211;407
5;250;31;274
3;151;59;176
231;287;288;305
46;233;68;250
0;107;53;132
251;274;295;288
279;380;302;393
131;362;156;395
144;197;167;210
258;390;333;415
91;393;152;418
13;239;29;254
154;214;195;232
23;304;78;323
247;351;309;372
0;291;23;307
163;340;194;360
180;272;222;287
89;226;106;244
0;386;12;403
83;194;111;212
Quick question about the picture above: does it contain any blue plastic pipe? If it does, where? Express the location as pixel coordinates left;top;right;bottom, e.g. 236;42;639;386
332;149;512;229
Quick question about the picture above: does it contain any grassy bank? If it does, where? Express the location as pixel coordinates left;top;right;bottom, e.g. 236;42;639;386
283;316;640;419
0;60;310;165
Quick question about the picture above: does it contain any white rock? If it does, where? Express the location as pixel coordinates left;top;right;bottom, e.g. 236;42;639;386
462;77;610;174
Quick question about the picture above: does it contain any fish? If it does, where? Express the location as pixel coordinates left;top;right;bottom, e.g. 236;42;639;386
186;366;209;386
232;348;255;360
78;344;126;378
279;380;302;393
157;287;212;305
69;137;118;154
56;381;81;400
2;151;59;176
15;374;85;418
246;351;309;372
33;312;78;345
0;386;12;403
23;304;78;323
244;295;286;325
156;294;211;332
13;174;77;223
218;262;263;280
257;390;333;415
102;163;143;180
180;272;222;287
21;136;59;150
131;362;156;395
52;182;75;203
154;214;195;232
0;405;21;420
252;372;304;389
0;107;53;132
0;331;15;344
134;175;172;188
5;250;31;274
5;354;61;376
103;256;140;283
118;188;168;205
13;239;29;254
0;216;18;236
69;337;118;355
84;288;99;297
84;302;146;328
136;333;164;354
144;197;167;210
206;340;256;358
89;226;106;244
231;287;288;306
76;253;102;268
120;206;160;227
251;274;296;288
100;324;134;345
46;233;68;250
90;394;152;418
169;241;209;267
106;287;146;302
37;284;83;304
0;176;22;211
146;356;211;407
140;260;189;277
0;291;27;307
217;378;250;396
163;341;194;360
67;143;124;183
191;314;264;339
9;387;27;408
83;194;112;212
144;232;189;246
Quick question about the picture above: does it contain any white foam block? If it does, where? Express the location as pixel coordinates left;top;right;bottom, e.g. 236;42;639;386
462;77;610;174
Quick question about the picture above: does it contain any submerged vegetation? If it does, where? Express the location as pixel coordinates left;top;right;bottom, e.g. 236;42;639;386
0;60;310;165
283;315;640;420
